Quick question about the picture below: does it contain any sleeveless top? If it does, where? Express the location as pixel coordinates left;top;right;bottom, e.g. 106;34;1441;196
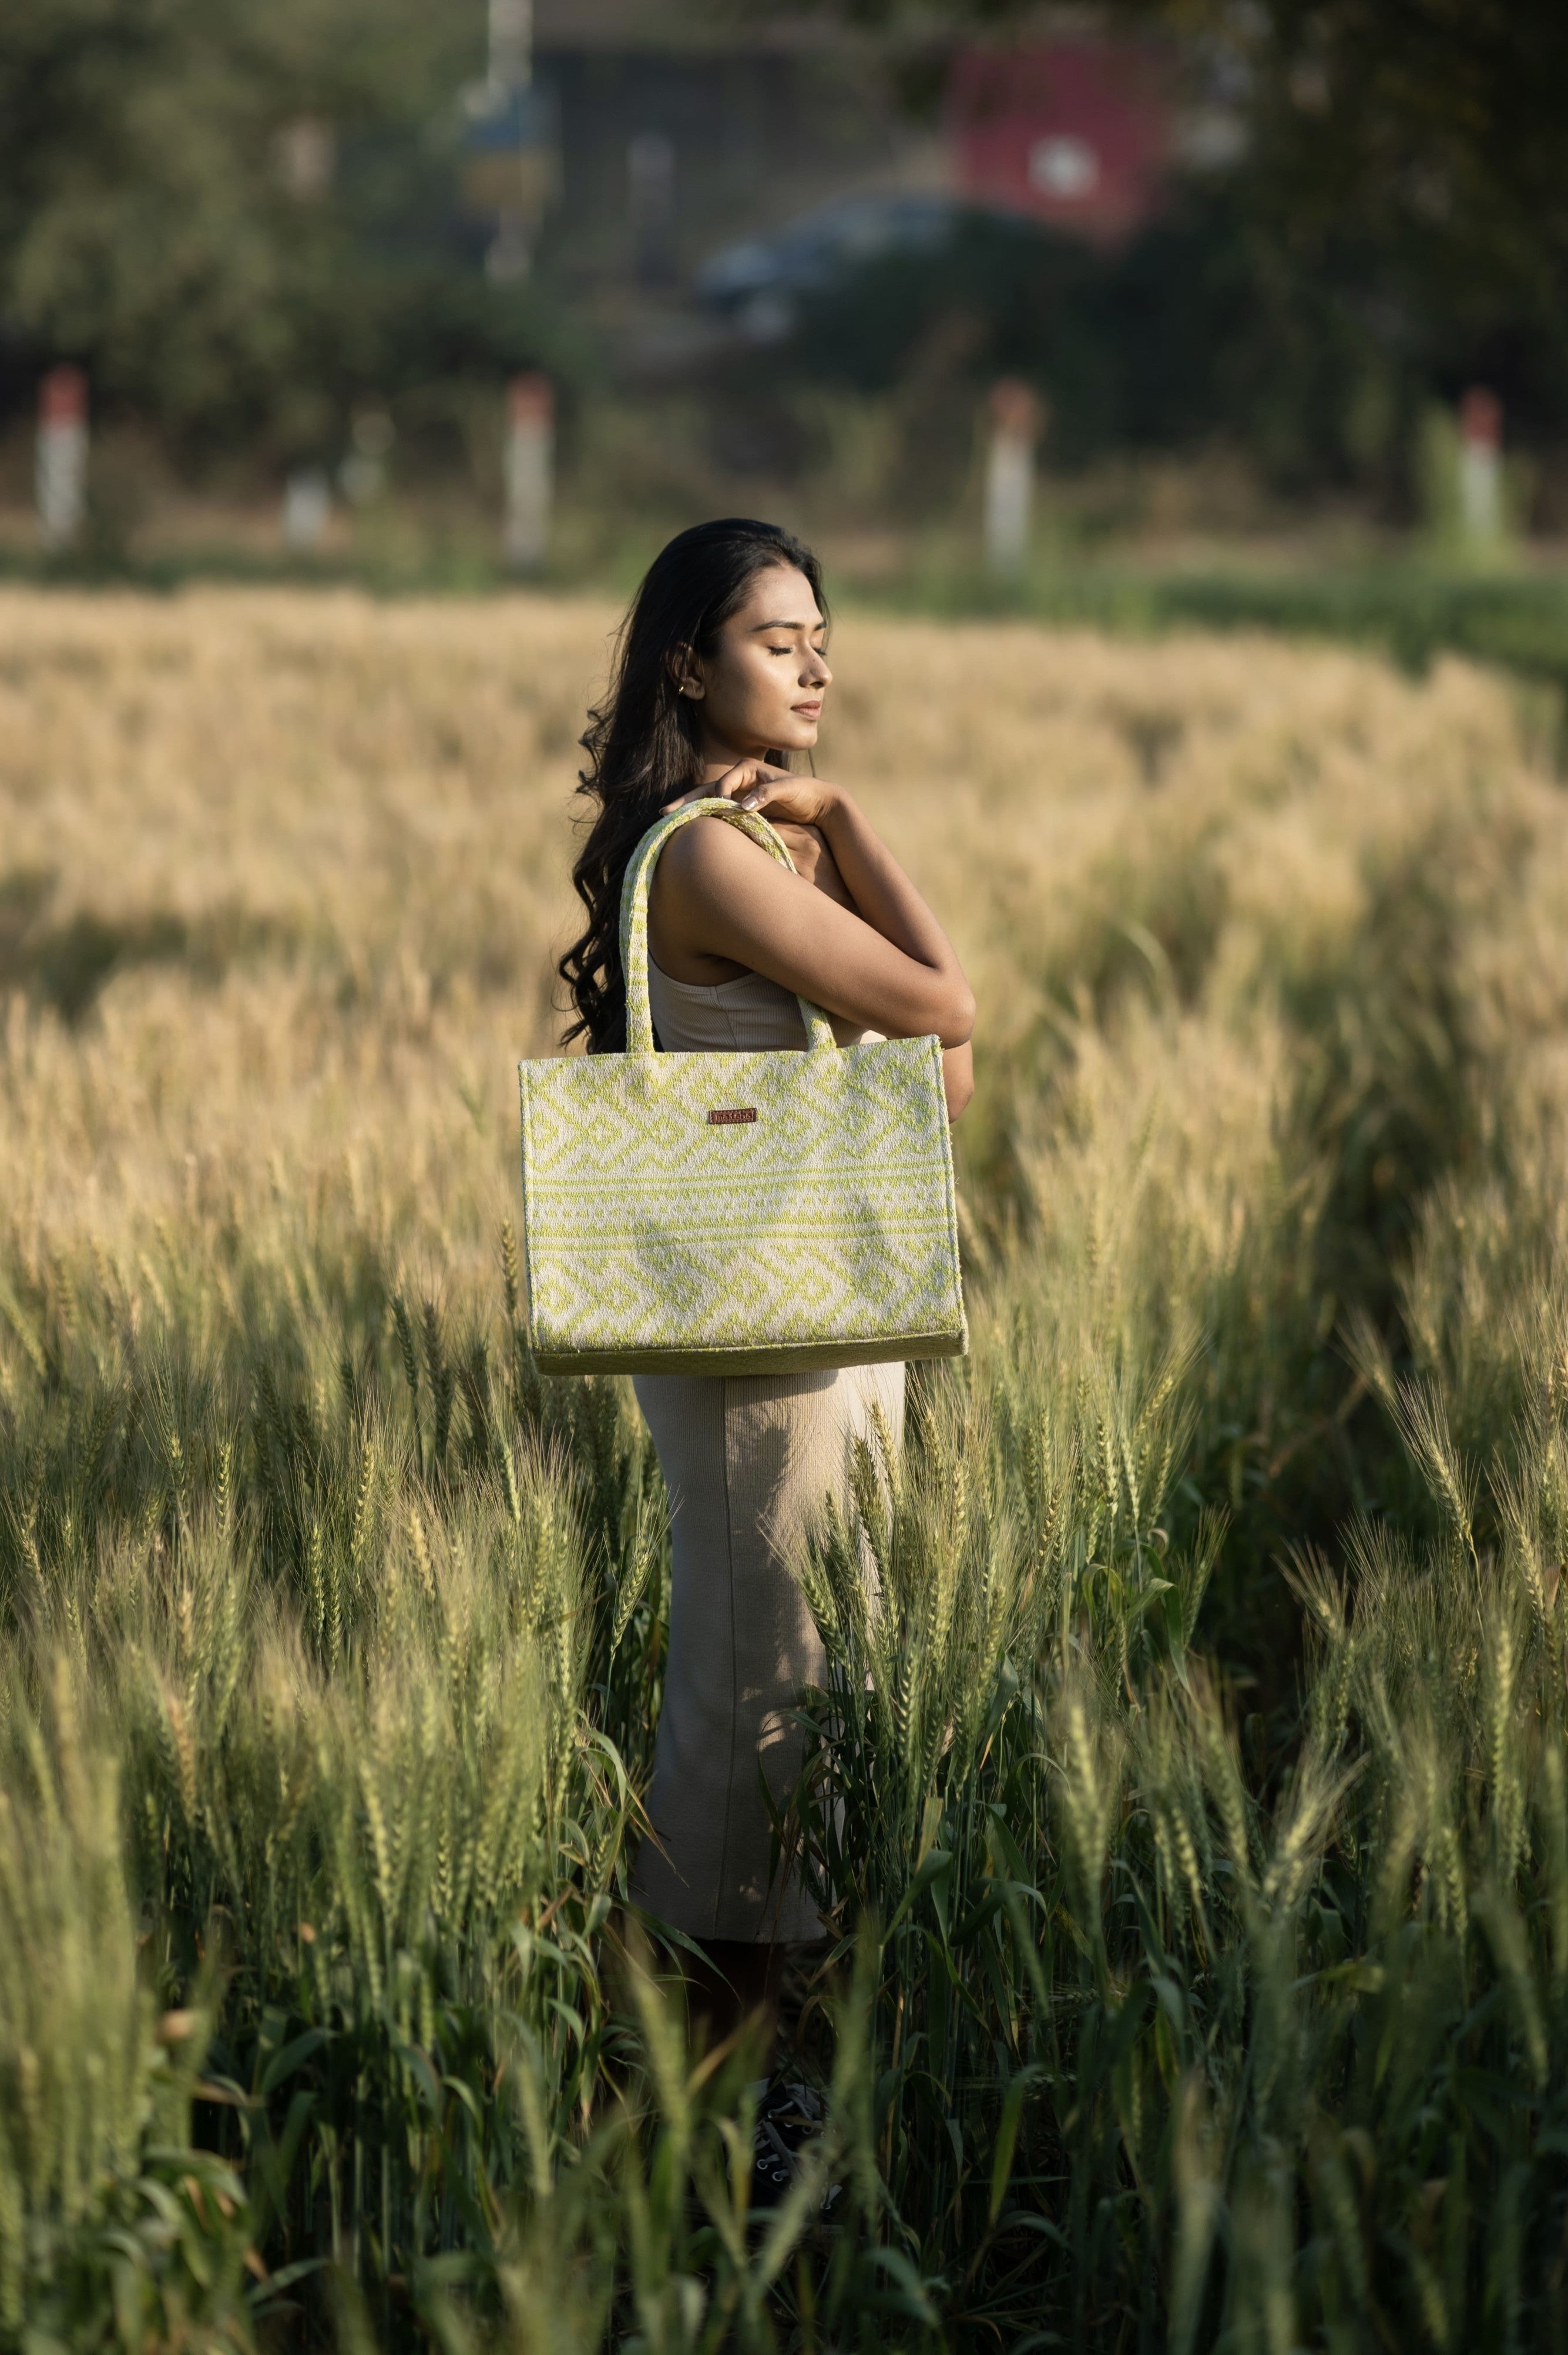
646;956;884;1054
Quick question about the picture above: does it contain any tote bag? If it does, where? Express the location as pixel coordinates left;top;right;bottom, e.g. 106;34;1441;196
518;797;966;1376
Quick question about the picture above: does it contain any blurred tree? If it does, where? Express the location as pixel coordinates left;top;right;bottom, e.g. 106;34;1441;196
0;0;570;456
817;0;1567;274
1172;2;1568;281
1170;2;1568;441
794;0;1568;495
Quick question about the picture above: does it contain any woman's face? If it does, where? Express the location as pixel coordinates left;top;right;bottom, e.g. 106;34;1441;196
677;563;831;763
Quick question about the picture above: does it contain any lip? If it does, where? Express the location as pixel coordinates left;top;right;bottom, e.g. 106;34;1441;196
792;700;823;717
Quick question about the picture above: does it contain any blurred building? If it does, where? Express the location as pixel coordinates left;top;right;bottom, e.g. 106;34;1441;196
946;38;1175;244
534;0;942;293
526;0;1240;404
533;4;1208;297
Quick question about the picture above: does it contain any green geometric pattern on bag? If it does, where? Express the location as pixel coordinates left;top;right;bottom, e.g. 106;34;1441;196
518;796;967;1376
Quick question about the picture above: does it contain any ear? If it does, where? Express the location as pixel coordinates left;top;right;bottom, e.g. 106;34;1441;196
669;643;705;702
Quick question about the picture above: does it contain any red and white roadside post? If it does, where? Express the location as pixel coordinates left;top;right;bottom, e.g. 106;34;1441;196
985;378;1043;578
504;372;553;573
1459;386;1503;552
37;365;88;551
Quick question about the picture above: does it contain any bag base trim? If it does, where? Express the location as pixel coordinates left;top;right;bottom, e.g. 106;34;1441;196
530;1329;968;1378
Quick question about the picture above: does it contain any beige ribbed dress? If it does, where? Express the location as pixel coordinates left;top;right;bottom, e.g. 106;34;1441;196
629;957;905;1945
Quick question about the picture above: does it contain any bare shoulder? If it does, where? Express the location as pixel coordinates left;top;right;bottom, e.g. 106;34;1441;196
657;812;783;900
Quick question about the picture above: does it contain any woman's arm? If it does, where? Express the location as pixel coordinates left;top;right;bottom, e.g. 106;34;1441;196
651;766;975;1117
766;819;857;911
756;814;973;1116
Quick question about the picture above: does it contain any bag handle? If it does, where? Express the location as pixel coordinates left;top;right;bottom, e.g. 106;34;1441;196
619;797;838;1056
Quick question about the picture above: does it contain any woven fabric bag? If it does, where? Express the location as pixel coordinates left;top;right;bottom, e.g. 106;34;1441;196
518;797;966;1376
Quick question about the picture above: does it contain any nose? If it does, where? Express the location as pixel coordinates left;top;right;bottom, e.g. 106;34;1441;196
804;648;831;686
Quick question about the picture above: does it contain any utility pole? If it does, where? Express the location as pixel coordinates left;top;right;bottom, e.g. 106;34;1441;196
486;0;534;283
489;0;530;92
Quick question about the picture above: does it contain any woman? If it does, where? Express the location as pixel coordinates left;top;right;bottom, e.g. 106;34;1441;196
559;518;974;2162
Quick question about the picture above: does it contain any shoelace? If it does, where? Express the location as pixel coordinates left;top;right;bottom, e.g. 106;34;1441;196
749;2080;837;2214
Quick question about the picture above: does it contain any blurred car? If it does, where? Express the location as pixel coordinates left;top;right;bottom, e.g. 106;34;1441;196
696;192;972;343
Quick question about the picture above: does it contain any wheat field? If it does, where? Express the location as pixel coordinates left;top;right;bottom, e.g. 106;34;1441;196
4;587;1568;2352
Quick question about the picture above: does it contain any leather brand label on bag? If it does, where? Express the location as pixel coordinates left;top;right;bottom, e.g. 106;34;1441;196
707;1106;757;1125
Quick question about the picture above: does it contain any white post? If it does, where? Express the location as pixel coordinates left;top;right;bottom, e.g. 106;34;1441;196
504;373;553;572
1458;385;1503;550
36;365;88;551
984;378;1042;578
282;468;331;552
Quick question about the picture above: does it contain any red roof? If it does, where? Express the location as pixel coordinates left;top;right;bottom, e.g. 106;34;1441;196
947;39;1173;244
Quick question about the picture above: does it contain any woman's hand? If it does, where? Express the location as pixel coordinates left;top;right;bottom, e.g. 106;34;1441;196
663;758;844;830
663;760;855;906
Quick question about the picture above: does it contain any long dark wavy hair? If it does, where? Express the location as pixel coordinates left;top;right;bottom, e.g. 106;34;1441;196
558;518;828;1052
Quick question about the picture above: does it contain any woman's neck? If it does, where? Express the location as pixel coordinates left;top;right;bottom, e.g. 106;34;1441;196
695;745;777;786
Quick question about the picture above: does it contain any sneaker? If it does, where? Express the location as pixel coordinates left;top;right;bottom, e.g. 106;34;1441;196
748;2078;840;2218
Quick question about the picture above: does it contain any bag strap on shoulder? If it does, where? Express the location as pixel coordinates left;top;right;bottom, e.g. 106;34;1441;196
619;798;838;1056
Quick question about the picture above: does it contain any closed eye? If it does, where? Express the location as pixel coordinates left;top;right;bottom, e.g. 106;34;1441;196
752;619;828;653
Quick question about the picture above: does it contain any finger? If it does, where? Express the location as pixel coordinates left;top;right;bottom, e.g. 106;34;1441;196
716;759;770;798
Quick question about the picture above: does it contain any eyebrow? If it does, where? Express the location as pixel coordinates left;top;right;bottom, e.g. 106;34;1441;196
749;617;827;633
